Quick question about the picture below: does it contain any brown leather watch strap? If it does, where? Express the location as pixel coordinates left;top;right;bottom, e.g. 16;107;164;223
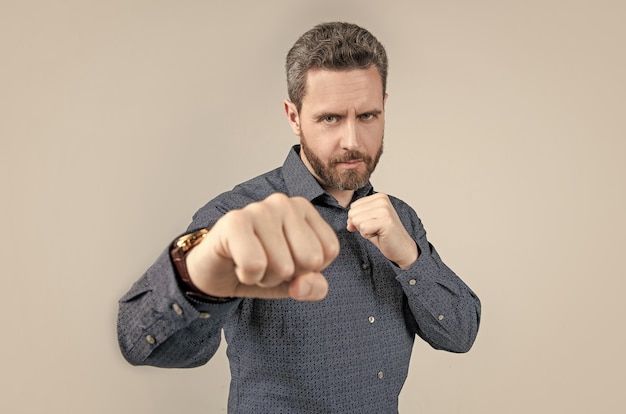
170;228;235;303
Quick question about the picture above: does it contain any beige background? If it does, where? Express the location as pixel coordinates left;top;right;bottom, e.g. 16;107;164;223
2;0;625;413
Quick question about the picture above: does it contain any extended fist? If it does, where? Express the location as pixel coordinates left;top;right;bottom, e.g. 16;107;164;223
186;193;340;301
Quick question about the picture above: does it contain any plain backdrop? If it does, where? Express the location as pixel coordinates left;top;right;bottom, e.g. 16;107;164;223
2;1;625;413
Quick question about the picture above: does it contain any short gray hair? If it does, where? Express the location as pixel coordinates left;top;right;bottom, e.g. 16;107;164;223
286;22;388;111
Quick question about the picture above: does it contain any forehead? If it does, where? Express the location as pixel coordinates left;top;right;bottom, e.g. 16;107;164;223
301;66;384;113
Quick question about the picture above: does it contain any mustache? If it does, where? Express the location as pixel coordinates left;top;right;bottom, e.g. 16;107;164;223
331;151;371;164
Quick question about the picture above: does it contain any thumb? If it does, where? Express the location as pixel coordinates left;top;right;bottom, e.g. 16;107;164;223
288;273;329;301
346;218;357;233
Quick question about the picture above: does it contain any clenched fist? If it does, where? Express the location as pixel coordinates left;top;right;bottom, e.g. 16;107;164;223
186;193;340;301
347;193;418;269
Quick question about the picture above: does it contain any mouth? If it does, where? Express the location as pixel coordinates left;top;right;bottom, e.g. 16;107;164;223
336;159;364;169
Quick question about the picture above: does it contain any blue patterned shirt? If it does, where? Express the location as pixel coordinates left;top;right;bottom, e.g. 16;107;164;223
118;145;481;413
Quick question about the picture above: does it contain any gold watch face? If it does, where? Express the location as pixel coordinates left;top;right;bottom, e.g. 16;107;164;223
174;229;209;251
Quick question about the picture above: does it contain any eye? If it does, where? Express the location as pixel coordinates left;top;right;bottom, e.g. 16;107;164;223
321;115;339;124
360;113;375;120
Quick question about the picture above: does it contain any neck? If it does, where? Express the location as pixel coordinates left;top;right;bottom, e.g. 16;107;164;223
326;188;355;208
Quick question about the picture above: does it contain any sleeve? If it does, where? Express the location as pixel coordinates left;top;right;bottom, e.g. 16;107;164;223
116;194;246;368
393;201;481;353
117;248;242;368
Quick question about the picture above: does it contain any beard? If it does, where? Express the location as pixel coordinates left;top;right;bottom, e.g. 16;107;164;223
300;133;384;191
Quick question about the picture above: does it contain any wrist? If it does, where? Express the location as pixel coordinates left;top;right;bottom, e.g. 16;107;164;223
170;229;235;303
397;242;419;270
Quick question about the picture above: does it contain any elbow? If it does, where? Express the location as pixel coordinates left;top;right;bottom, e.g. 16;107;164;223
117;327;148;367
450;330;478;354
434;324;479;354
451;302;481;353
431;301;481;353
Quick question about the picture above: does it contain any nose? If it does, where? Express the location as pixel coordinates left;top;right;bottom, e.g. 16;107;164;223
340;118;359;150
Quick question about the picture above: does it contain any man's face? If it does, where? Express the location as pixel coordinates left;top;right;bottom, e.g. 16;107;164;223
285;66;387;192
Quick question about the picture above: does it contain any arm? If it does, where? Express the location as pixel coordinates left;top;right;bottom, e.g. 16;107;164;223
396;238;481;353
117;193;339;368
347;193;481;353
117;247;242;367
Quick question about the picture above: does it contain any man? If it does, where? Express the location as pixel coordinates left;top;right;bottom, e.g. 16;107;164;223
118;22;481;413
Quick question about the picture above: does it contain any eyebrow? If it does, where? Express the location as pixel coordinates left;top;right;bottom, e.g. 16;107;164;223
312;109;383;120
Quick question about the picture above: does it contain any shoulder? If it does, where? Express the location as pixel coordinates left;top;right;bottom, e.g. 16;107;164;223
190;166;287;228
234;166;286;200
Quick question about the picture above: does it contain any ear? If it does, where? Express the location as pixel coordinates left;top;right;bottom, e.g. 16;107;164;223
383;93;389;107
284;99;301;135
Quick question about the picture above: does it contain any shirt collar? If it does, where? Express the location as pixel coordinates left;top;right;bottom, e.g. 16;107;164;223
282;145;374;204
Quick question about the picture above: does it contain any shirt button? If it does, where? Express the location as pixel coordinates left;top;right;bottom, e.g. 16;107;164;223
145;335;156;345
199;312;211;319
368;316;375;324
361;262;370;270
438;314;445;321
377;371;384;379
172;303;183;315
408;279;416;286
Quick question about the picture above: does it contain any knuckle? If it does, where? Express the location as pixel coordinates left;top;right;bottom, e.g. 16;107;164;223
265;192;289;206
291;195;307;205
292;196;314;212
239;259;267;282
261;193;297;216
244;201;267;217
273;261;295;279
325;239;341;260
221;209;244;226
301;252;325;270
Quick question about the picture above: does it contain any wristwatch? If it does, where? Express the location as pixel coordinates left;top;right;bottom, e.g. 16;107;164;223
170;228;234;303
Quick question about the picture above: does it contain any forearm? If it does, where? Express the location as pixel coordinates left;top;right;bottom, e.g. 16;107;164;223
398;241;481;353
117;248;241;368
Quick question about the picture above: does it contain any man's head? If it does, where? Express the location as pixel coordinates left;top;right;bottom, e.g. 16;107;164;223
284;22;388;195
286;22;388;113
